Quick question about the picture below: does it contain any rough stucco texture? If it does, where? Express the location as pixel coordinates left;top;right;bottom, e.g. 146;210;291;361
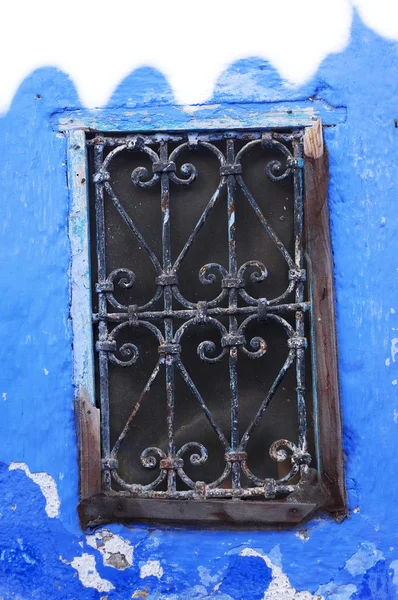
0;12;398;600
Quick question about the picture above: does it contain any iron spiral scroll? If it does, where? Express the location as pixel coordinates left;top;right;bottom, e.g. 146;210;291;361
91;130;311;501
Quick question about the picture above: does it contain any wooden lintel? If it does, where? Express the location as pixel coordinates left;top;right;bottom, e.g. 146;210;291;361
78;494;318;530
52;100;346;132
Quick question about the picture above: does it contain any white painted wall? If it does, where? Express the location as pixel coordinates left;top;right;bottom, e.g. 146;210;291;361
1;0;397;111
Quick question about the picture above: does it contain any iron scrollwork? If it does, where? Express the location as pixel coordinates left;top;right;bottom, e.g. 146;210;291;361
90;130;311;501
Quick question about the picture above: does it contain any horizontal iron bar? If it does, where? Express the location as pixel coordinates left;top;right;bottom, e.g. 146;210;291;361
86;131;302;147
93;302;310;323
99;485;295;500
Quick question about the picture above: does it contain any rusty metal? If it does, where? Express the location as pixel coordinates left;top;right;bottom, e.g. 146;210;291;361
90;130;312;501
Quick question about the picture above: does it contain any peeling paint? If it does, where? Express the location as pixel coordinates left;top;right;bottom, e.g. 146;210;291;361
316;582;357;600
86;529;134;570
268;545;283;568
8;462;60;518
390;559;398;585
131;591;149;599
239;548;322;599
198;565;219;586
391;337;398;362
70;553;115;592
140;559;163;580
344;542;384;576
182;103;221;115
295;530;310;543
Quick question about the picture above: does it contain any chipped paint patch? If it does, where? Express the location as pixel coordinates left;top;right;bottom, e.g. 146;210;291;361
315;582;357;600
344;542;384;576
8;462;60;518
182;103;221;115
295;530;310;543
239;548;323;599
86;529;133;570
268;545;283;567
390;559;398;585
391;337;398;362
198;565;219;586
70;553;114;592
140;559;163;579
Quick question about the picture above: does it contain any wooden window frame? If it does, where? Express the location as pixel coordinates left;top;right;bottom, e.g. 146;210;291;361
57;101;347;528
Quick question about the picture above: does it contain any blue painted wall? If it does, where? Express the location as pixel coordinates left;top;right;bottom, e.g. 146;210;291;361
0;13;397;599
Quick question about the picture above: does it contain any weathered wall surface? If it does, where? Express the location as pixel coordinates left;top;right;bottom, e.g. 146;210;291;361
0;13;397;600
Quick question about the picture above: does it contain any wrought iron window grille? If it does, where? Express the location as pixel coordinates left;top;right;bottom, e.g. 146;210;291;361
72;122;345;528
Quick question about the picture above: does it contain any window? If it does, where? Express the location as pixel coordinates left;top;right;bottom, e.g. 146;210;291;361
67;115;345;528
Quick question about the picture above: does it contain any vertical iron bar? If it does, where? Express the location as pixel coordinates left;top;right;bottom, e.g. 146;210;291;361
160;141;176;493
94;142;111;490
226;139;240;489
293;140;307;454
